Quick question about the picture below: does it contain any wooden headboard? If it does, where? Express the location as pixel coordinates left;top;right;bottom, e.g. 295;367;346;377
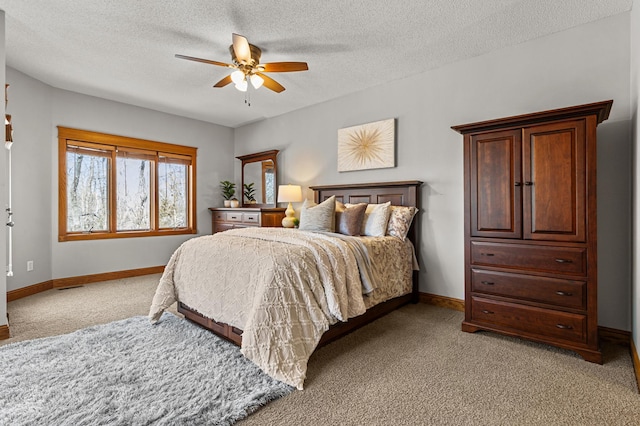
309;180;423;300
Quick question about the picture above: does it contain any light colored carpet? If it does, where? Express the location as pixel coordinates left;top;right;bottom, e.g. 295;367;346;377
2;274;174;345
0;312;292;425
4;275;640;425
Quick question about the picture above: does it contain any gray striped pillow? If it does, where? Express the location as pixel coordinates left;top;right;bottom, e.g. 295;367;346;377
299;196;336;232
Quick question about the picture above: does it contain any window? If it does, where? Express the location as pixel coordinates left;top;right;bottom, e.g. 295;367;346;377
58;127;197;241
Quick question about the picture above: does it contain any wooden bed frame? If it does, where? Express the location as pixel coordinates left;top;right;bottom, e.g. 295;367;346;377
178;180;423;348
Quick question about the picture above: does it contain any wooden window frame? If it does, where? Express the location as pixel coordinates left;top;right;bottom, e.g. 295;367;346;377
58;126;197;242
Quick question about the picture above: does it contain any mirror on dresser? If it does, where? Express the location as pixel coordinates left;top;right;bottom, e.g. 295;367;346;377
237;150;279;207
208;150;285;234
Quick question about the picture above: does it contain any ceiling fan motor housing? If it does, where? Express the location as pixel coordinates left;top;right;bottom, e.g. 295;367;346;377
229;43;262;69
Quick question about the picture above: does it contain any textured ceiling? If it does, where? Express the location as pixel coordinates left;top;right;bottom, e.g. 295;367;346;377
0;0;633;128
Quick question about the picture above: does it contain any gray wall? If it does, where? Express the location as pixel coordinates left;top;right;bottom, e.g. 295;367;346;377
235;13;633;330
4;69;235;288
5;68;53;290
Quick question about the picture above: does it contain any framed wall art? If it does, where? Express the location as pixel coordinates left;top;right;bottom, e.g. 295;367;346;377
337;118;395;172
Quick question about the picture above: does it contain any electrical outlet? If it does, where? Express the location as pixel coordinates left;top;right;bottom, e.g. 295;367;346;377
27;261;34;272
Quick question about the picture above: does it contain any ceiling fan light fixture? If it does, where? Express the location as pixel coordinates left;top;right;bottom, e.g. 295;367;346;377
235;79;248;92
176;33;308;96
250;74;264;89
230;70;245;85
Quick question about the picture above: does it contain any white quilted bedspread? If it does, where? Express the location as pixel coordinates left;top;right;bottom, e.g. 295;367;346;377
148;227;370;389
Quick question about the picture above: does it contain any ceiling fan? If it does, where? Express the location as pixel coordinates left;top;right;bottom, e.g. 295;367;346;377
176;33;309;93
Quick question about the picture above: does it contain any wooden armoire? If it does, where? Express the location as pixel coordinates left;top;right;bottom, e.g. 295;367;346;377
452;100;613;363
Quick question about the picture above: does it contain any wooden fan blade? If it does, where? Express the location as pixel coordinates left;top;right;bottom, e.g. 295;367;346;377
175;54;233;68
261;62;309;73
257;73;285;93
232;33;252;64
213;75;232;88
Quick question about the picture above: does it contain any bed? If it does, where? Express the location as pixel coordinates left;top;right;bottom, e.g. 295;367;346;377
149;180;422;389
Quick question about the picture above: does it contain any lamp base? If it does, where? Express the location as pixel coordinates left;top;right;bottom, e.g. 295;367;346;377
281;202;296;228
282;217;297;228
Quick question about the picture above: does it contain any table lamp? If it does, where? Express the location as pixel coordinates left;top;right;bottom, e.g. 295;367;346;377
277;184;302;228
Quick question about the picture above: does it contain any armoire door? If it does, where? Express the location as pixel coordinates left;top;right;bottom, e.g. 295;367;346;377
522;119;586;242
469;130;522;238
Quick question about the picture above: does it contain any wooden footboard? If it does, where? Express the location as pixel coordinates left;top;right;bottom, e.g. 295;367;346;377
180;180;422;349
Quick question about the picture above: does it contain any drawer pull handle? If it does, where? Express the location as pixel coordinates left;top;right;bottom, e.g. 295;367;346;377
481;281;495;285
481;310;494;315
555;291;573;296
555;324;573;330
481;253;495;257
554;258;572;264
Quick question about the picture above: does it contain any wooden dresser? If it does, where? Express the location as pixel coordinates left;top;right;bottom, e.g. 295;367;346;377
452;100;613;363
209;207;286;234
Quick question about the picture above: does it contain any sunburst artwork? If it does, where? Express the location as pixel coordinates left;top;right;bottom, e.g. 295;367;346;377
337;118;395;172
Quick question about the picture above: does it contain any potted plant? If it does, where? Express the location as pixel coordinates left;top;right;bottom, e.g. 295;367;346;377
220;180;236;207
230;197;240;208
244;182;256;204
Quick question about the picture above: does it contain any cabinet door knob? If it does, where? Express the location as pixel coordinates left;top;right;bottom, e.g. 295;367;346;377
524;181;533;186
555;324;573;330
555;290;573;296
555;258;572;264
481;281;495;285
481;310;494;315
514;182;522;187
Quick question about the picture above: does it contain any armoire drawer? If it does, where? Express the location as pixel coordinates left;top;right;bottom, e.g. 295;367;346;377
470;241;586;275
471;296;586;343
471;269;586;309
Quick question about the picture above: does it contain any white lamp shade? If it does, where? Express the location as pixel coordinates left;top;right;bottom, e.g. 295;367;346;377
234;79;248;92
230;70;245;85
277;185;302;203
250;74;264;89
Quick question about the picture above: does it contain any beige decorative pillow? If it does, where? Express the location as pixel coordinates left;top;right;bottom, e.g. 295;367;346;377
299;196;336;232
335;202;367;236
347;201;391;237
386;205;418;240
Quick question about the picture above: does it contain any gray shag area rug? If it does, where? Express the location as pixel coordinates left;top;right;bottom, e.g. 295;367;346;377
0;313;293;425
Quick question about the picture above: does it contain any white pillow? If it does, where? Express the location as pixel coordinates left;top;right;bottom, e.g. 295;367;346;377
299;196;336;232
348;201;391;236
